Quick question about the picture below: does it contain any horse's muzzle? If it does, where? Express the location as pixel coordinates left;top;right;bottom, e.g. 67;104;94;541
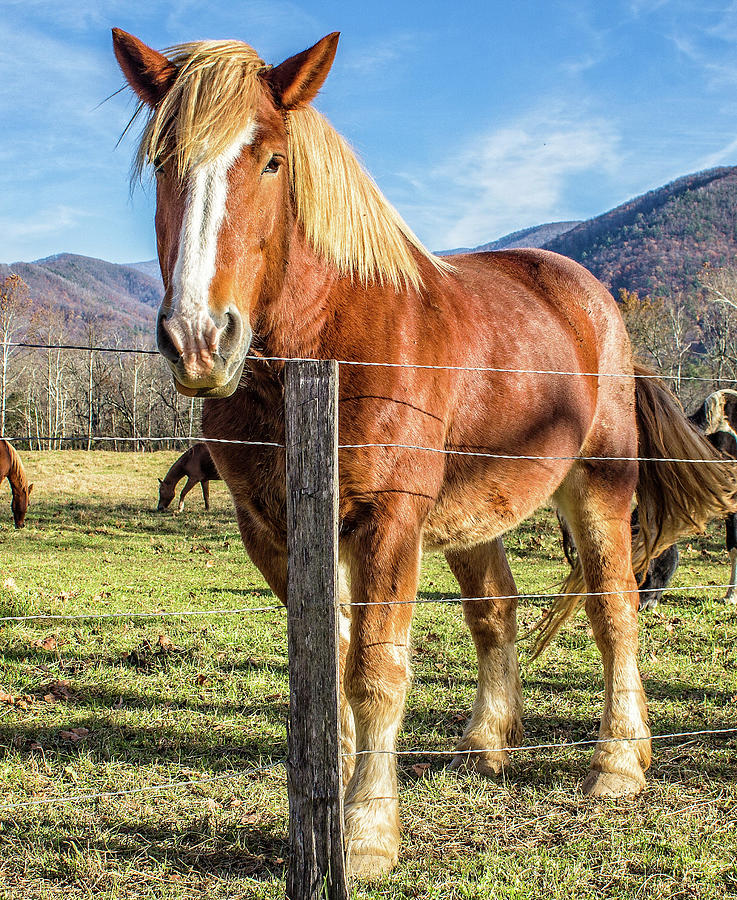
157;308;250;399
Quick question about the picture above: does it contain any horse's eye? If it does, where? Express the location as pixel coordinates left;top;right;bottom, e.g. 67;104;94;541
262;156;282;175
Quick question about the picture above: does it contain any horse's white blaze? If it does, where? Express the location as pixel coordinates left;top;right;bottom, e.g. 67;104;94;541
167;121;257;350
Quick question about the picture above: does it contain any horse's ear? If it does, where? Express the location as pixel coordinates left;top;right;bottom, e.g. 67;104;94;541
112;28;178;107
158;478;164;484
265;32;339;110
27;483;33;496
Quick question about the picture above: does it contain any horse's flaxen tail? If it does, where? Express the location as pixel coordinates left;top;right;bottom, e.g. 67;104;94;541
531;363;737;657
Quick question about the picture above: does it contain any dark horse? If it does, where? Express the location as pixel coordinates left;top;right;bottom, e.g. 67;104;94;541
157;442;220;511
0;440;32;528
114;29;737;877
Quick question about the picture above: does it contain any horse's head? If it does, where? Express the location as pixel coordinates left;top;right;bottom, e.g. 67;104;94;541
12;482;32;529
157;477;175;511
113;29;339;398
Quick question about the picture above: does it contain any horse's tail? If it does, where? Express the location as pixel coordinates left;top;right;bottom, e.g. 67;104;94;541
531;363;737;657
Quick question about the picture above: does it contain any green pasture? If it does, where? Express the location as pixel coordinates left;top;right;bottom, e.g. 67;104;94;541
0;451;735;899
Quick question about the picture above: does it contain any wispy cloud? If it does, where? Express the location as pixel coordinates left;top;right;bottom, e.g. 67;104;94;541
0;205;91;245
400;104;621;250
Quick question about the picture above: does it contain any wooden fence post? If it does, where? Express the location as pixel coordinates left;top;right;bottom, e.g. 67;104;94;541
285;359;348;900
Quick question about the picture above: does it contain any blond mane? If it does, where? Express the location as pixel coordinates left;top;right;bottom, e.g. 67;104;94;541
132;40;452;290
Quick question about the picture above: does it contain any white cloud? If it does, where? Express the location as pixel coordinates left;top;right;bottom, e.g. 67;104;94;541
402;105;621;250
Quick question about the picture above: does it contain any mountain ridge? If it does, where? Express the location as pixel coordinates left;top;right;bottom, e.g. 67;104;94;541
5;164;737;339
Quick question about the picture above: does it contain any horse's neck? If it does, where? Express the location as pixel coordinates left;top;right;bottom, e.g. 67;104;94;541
258;230;338;361
164;456;188;485
4;445;25;496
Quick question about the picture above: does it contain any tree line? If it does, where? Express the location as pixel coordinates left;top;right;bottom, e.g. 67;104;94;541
0;273;201;450
2;265;736;450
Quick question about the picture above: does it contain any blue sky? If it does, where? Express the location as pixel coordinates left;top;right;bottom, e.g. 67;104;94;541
3;0;737;264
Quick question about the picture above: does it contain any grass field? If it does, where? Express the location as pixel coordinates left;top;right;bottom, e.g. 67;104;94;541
0;451;735;899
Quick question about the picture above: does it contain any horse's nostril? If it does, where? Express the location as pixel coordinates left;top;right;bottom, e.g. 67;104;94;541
157;311;182;363
219;307;244;359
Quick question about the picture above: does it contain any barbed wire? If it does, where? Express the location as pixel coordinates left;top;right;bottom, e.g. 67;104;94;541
1;582;731;623
6;341;737;385
0;758;286;813
0;603;284;623
4;435;283;448
6;432;737;466
338;443;737;464
1;727;733;813
348;726;737;759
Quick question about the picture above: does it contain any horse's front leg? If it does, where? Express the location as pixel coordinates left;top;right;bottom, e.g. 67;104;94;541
343;523;421;878
178;476;196;511
445;538;523;775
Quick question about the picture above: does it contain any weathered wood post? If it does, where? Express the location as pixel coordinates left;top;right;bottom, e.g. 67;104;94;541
285;359;348;900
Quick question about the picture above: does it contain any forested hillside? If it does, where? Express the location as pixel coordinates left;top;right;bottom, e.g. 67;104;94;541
0;253;162;342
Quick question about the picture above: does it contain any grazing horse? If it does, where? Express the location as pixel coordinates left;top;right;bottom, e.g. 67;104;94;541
113;29;737;877
157;442;221;511
0;440;32;528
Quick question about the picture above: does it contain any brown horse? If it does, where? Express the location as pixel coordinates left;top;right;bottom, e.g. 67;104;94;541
114;29;737;877
157;442;220;511
0;440;32;528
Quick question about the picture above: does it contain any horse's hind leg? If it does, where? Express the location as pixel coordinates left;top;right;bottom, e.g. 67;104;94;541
556;460;651;797
201;479;210;510
445;538;523;775
725;514;737;604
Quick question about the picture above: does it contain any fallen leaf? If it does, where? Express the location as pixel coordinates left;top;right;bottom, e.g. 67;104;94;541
35;636;58;652
412;763;431;777
228;798;243;808
59;727;90;743
46;680;74;700
2;577;18;592
196;674;209;686
157;634;174;651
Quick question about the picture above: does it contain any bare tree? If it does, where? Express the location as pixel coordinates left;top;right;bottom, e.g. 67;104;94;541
0;274;32;436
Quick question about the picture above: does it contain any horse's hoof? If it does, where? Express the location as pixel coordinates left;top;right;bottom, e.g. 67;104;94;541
582;769;645;798
449;749;507;776
346;848;397;880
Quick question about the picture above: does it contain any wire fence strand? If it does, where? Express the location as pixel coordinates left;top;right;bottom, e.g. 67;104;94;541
348;727;737;759
8;341;737;385
0;759;287;813
1;582;732;623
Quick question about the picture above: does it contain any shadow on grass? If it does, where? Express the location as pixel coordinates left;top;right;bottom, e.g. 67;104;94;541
0;815;289;882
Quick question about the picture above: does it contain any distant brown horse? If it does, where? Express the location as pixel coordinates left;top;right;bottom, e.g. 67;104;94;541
115;29;737;877
157;442;220;511
0;440;32;528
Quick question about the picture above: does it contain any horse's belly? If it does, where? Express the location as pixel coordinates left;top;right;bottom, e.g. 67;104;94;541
422;459;569;551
